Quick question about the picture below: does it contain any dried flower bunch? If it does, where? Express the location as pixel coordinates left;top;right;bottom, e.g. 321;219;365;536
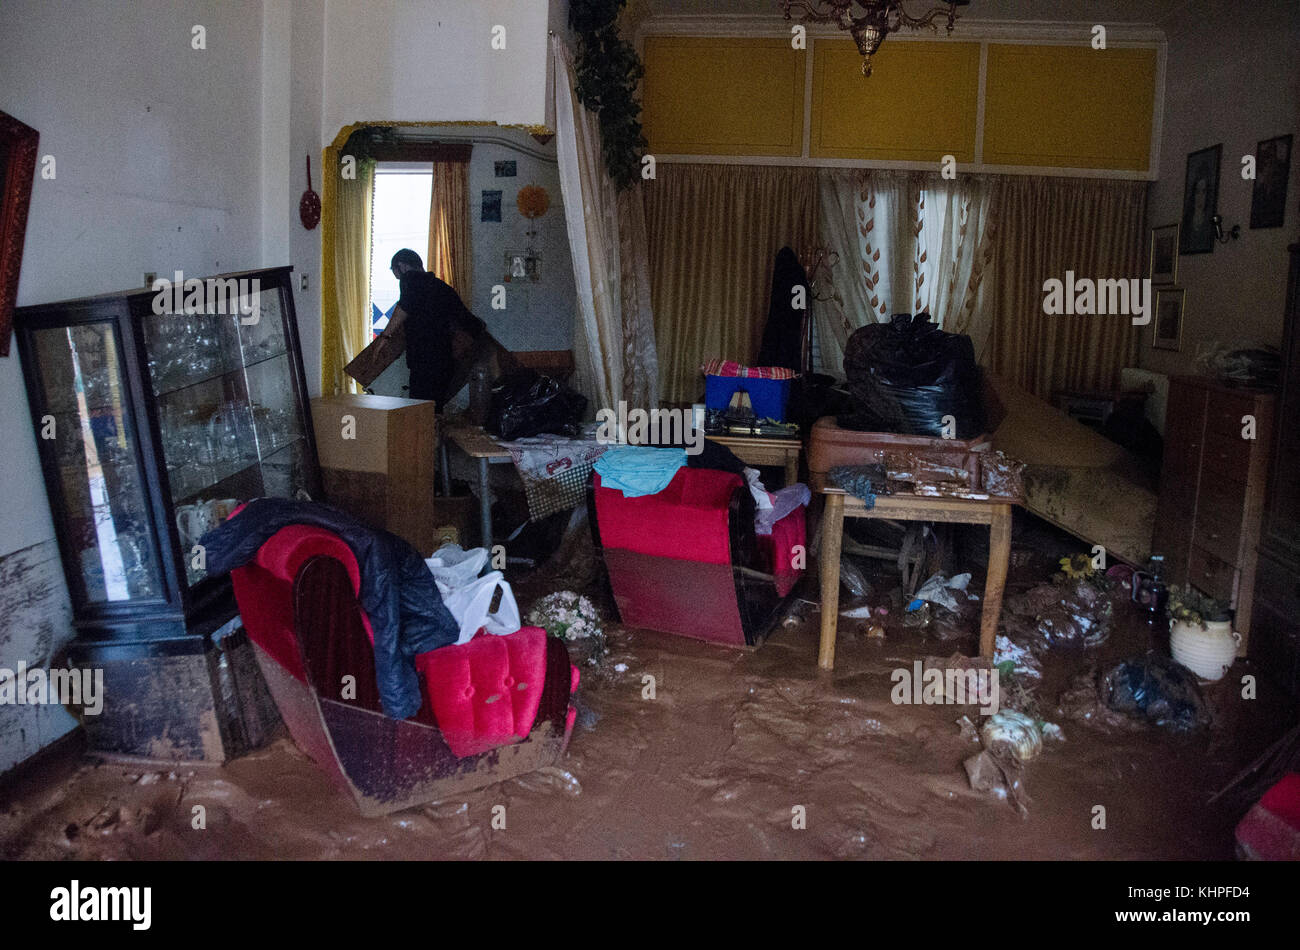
516;185;550;219
527;590;602;642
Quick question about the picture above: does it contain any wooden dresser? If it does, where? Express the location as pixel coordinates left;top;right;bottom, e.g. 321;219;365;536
1251;244;1300;694
1153;375;1274;651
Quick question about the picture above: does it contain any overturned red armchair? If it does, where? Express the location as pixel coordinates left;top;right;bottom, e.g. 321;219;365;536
588;466;806;646
230;523;578;816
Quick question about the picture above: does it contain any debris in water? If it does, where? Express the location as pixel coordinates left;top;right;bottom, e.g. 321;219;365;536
980;710;1043;762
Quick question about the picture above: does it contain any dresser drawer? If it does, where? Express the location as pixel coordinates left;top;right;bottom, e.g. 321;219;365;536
1198;435;1253;485
1193;500;1243;558
1189;545;1237;603
1204;392;1260;441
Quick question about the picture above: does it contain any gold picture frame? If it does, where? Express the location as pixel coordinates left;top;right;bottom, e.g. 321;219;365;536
1149;222;1179;285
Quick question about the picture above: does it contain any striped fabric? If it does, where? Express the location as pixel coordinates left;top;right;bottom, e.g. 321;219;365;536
700;358;799;381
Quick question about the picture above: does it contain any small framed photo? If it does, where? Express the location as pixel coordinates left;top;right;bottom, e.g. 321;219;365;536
494;160;517;178
1149;223;1179;284
1153;288;1185;352
1180;145;1221;255
481;189;502;223
1250;134;1292;230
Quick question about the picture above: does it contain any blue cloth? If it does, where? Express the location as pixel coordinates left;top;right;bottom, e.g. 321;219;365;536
201;498;459;720
828;464;885;508
593;446;688;498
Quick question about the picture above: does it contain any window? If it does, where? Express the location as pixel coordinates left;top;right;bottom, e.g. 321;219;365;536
369;164;433;338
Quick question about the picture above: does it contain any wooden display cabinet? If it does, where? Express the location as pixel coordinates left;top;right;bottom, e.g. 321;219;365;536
14;266;321;760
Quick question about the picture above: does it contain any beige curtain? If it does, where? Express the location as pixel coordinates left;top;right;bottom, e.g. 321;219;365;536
428;158;472;298
645;163;817;404
552;37;660;413
322;149;374;395
987;176;1146;398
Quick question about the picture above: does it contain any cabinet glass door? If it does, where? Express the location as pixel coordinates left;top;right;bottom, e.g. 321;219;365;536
32;322;163;605
142;280;311;585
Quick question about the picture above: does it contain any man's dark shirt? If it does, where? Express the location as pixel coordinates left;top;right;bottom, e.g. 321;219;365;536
398;272;485;406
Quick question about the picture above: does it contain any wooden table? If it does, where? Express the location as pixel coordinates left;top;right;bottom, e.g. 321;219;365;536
817;489;1014;669
706;434;802;487
442;425;513;546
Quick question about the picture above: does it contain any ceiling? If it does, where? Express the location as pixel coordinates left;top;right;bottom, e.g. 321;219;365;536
646;0;1190;25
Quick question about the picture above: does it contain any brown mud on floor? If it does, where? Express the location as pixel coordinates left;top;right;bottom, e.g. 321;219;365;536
1;592;1291;861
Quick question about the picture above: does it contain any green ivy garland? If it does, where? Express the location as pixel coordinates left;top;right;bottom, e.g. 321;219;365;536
569;0;647;190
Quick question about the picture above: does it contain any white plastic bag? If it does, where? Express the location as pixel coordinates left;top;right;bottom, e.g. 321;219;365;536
440;570;522;645
425;543;489;590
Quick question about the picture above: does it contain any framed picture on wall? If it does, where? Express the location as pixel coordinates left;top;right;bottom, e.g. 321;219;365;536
0;110;40;358
1149;223;1179;284
1153;288;1185;352
1250;134;1292;229
1180;145;1221;255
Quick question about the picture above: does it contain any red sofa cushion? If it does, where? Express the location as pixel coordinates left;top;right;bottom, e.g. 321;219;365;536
594;467;740;565
414;626;551;758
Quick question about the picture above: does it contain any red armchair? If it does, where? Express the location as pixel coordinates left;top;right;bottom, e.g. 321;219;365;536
588;466;805;646
230;524;578;816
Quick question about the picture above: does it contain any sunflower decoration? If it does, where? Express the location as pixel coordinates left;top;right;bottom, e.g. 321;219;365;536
516;184;550;220
1059;553;1096;580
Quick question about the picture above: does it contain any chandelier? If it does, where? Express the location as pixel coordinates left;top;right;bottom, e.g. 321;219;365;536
780;1;970;77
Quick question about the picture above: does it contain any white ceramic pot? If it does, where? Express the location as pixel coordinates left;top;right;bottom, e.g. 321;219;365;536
1170;618;1239;681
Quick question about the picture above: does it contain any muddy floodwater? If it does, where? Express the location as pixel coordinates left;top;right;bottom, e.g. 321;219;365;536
1;589;1287;860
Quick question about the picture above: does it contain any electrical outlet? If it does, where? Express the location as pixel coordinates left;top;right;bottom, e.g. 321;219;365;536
144;272;157;288
299;274;309;292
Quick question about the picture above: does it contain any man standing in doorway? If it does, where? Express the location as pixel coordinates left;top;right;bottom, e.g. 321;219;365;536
386;248;486;408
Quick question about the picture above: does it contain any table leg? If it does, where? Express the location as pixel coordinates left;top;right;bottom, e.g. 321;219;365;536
980;503;1012;658
479;457;492;548
439;437;452;497
818;492;846;671
784;453;799;488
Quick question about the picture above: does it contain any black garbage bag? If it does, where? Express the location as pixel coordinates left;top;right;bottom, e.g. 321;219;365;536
839;313;985;438
487;369;587;441
1102;652;1211;731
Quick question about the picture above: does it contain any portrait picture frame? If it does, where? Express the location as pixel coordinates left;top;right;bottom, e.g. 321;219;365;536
1250;134;1292;230
0;110;40;358
1149;222;1179;285
1180;145;1221;255
1153;288;1186;352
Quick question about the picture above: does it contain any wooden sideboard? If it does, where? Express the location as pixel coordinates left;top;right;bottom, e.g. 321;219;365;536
1251;244;1300;695
1153;375;1274;651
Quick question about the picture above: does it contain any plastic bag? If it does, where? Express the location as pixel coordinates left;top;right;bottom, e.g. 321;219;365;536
439;570;522;645
425;543;488;589
487;368;587;441
839;313;985;438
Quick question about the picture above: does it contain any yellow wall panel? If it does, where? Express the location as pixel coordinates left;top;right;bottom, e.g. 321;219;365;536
642;37;805;157
983;44;1157;171
810;39;980;162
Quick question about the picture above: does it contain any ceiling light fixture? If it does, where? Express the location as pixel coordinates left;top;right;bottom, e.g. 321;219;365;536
780;0;970;77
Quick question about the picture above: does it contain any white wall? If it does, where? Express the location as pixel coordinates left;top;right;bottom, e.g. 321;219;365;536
1141;0;1300;377
321;0;552;146
0;0;267;771
468;137;575;352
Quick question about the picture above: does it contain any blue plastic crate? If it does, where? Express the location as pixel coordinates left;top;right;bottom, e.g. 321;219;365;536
704;374;791;422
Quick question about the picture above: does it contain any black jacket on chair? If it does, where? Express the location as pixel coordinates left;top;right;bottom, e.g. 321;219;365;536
201;498;459;719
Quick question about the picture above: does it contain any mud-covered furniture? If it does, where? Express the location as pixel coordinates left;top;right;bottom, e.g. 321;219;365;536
1251;243;1300;694
589;467;805;646
311;393;438;556
1154;376;1274;651
817;491;1013;668
14;266;321;760
230;521;578;815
